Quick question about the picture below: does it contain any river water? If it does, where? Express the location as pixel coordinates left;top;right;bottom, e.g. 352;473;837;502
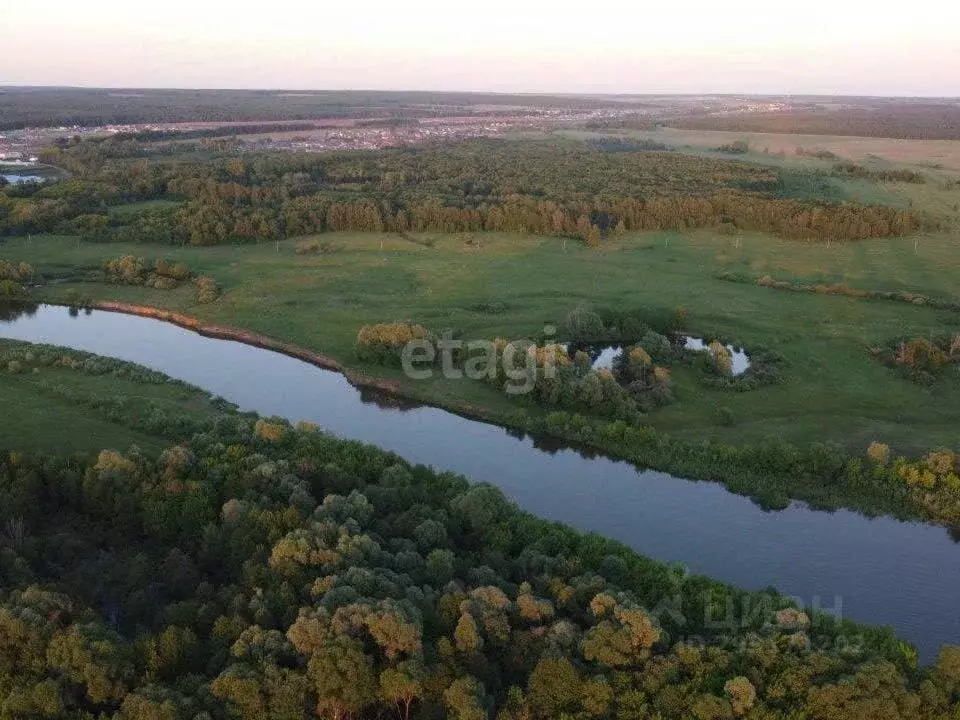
1;304;957;660
1;175;44;184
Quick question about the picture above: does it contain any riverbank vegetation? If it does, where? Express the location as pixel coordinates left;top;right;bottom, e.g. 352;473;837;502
0;337;235;452
3;226;959;459
355;308;783;422
5;388;960;719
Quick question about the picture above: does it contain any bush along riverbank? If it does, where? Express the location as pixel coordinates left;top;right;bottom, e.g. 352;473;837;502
351;317;955;527
518;410;960;526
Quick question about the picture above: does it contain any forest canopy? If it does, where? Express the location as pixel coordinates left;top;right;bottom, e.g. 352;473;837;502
1;136;924;245
3;398;958;720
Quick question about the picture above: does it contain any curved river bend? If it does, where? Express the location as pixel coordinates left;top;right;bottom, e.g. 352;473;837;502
2;305;958;660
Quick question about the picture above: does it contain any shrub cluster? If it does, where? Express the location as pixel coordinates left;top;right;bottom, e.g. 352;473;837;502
195;275;220;304
832;162;926;184
866;445;960;524
0;259;34;297
696;344;786;391
295;238;341;255
717;271;960;312
102;255;192;290
873;335;960;383
795;147;838;160
356;322;433;366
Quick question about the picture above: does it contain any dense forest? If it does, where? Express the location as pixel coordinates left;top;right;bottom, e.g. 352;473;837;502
667;104;960;140
0;136;923;246
0;88;618;130
2;341;960;718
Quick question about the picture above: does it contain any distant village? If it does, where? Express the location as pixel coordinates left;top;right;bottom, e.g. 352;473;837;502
0;98;796;160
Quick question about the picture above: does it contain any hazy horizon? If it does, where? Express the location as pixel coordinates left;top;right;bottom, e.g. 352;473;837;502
4;0;960;96
3;84;959;100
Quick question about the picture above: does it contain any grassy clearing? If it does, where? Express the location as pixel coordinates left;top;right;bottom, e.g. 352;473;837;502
0;339;230;453
4;225;960;456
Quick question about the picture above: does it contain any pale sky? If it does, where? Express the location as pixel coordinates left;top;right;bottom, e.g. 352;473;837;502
3;0;959;95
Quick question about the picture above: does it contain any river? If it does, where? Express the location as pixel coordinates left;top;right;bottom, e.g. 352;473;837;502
1;303;958;660
1;174;45;184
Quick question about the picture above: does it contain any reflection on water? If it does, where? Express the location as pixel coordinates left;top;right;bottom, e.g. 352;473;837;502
1;304;959;661
358;386;425;412
566;339;751;376
566;343;623;370
505;425;603;459
683;336;751;375
0;300;39;322
1;175;45;184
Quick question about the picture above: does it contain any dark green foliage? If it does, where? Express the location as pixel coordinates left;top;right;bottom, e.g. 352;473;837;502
833;162;926;184
0;411;951;719
716;406;736;427
587;137;671;152
714;140;749;154
3;135;923;244
873;335;960;384
669;104;960;140
562;307;607;343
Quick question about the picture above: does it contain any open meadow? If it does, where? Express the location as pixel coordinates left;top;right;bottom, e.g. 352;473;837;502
6;217;959;455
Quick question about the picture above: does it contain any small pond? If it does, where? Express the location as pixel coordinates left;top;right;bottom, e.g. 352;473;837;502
1;174;45;184
566;337;751;375
683;336;751;375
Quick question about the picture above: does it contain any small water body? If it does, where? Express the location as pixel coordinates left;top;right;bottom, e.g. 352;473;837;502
565;343;624;370
567;338;751;375
1;304;958;661
1;175;44;184
683;336;751;375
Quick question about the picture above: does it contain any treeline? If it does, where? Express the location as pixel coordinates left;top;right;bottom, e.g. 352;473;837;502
4;137;923;245
0;260;34;297
582;113;662;130
832;162;927;184
0;87;613;130
171;189;919;245
5;388;960;719
667;105;960;140
523;407;960;526
717;270;960;313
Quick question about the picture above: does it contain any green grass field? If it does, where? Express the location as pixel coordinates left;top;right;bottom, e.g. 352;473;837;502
0;339;230;453
5;221;959;456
